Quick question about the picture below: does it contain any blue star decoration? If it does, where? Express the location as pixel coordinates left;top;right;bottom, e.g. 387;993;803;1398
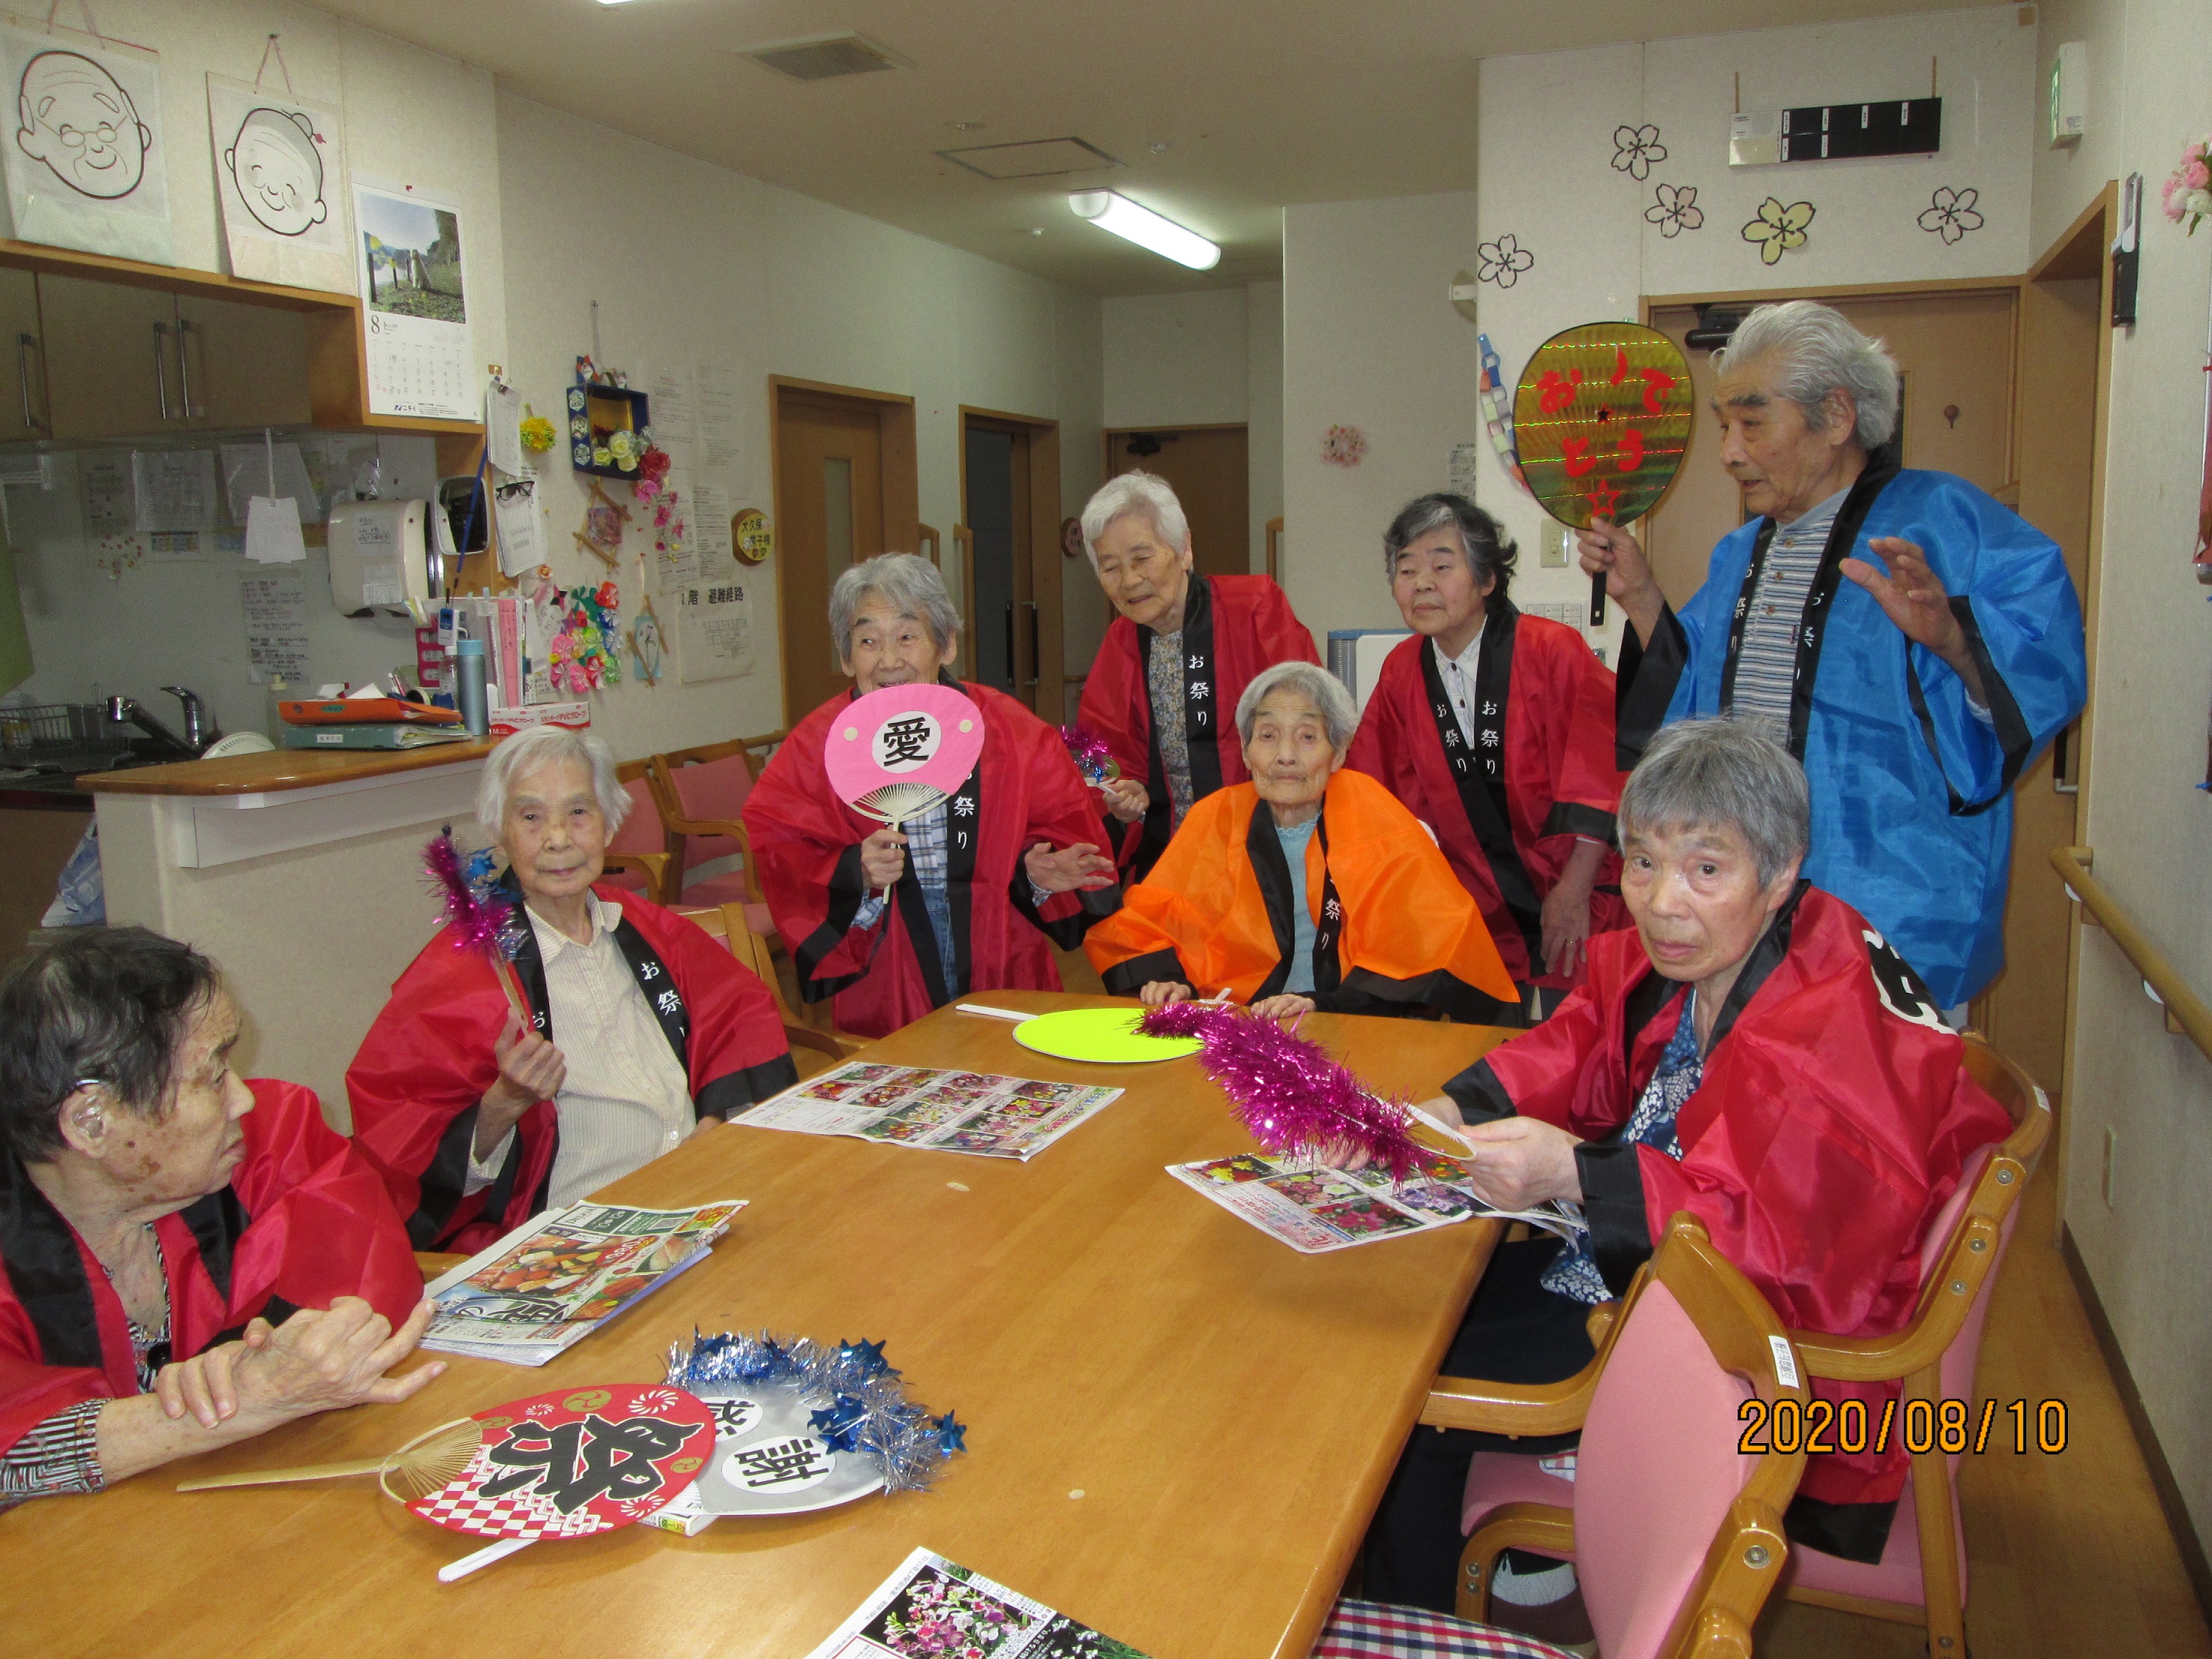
934;1412;967;1455
810;1395;869;1452
837;1338;898;1378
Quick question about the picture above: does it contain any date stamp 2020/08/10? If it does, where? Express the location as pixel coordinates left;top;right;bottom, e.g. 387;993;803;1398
1737;1397;2070;1456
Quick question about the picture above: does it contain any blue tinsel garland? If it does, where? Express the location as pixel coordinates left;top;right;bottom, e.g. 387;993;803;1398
664;1330;966;1495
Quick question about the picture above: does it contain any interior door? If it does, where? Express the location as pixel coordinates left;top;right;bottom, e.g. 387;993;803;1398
1107;425;1250;578
37;273;178;439
775;386;886;722
964;422;1036;700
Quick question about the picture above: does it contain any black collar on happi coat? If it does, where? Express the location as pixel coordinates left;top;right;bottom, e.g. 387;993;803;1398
1717;446;1902;760
1135;574;1221;873
1418;599;1544;975
1244;793;1344;1002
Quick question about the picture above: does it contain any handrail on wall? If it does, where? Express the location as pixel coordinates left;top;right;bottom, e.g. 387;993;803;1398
2050;845;2212;1065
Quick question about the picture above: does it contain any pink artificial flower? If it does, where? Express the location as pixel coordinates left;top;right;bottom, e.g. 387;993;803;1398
2187;160;2211;190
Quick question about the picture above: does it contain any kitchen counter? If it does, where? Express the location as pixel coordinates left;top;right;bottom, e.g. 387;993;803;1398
76;738;495;797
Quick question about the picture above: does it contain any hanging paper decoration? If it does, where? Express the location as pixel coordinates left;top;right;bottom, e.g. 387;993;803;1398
2161;137;2212;234
519;407;556;452
1742;196;1815;264
1917;187;1985;245
567;377;652;481
1476;232;1534;287
1138;1002;1424;1180
550;580;623;694
571;478;629;571
633;443;673;503
1321;424;1367;467
630;594;665;686
1645;183;1704;238
1611;124;1668;182
1476;332;1533;500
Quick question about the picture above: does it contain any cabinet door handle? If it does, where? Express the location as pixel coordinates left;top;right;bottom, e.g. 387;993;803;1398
151;321;172;420
174;316;199;419
15;332;43;433
1025;600;1040;688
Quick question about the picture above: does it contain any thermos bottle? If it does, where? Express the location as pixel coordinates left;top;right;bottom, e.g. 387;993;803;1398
454;637;490;737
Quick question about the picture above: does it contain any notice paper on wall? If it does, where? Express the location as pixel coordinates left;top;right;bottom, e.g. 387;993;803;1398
244;496;306;564
655;466;699;592
678;481;751;681
1448;442;1483;500
697;362;743;485
352;177;473;421
240;568;309;685
485;376;523;477
80;454;133;538
491;474;543;577
132;451;218;536
649;368;695;446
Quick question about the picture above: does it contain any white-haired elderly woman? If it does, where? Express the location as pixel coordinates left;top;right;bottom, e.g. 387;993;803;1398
744;554;1119;1040
348;724;796;1253
1580;299;2085;1015
1087;661;1515;1019
1074;470;1320;880
1356;718;2015;1620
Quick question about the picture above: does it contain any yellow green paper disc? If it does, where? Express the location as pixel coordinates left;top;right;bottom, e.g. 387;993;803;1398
1012;1006;1201;1064
1512;322;1695;530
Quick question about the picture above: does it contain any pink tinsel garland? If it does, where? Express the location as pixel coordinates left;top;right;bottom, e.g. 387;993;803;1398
424;831;518;962
1059;722;1114;786
1139;1002;1422;1180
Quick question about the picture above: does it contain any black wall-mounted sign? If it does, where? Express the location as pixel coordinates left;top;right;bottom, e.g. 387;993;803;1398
1780;98;1942;162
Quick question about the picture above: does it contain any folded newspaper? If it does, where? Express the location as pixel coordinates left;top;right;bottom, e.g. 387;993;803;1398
422;1198;745;1366
805;1546;1149;1659
736;1061;1121;1162
1167;1150;1584;1255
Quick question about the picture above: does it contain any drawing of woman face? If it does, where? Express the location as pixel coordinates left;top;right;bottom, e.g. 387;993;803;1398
15;50;148;200
226;109;326;236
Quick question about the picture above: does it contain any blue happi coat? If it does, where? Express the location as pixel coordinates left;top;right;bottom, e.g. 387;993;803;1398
1617;458;2085;1007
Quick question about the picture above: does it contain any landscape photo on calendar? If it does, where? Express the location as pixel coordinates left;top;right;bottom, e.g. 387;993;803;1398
358;188;465;324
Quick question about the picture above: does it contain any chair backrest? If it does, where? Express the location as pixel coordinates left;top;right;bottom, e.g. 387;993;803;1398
678;901;799;1026
657;745;754;872
1575;1215;1810;1659
601;759;668;892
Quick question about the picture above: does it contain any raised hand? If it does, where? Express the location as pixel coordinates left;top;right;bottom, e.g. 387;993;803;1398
229;1297;445;1429
859;826;909;890
1840;537;1986;702
1099;777;1149;824
482;1008;565;1128
1024;840;1117;893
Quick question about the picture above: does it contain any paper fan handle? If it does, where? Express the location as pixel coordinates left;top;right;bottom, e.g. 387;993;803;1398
177;1456;385;1491
1590;568;1608;628
438;1537;535;1583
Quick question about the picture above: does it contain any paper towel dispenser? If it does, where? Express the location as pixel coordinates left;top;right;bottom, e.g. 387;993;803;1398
327;499;432;617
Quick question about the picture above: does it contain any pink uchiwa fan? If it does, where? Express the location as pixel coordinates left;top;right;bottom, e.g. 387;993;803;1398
823;683;989;900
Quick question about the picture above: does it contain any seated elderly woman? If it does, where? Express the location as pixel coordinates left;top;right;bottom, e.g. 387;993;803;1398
745;553;1119;1039
348;725;797;1254
0;928;436;1507
1358;717;2014;1623
1085;661;1515;1020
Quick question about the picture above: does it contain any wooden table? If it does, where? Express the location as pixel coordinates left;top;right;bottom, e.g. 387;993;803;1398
2;993;1509;1659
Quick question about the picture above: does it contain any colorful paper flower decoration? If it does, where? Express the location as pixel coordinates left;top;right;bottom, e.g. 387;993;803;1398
2162;137;2212;234
634;444;673;503
1476;232;1534;287
1742;197;1815;264
1611;124;1668;182
1321;424;1368;468
1645;183;1704;238
519;413;557;452
1917;186;1985;245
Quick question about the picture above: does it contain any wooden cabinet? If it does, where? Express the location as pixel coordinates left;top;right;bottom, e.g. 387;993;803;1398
173;293;311;430
38;273;178;439
0;266;45;442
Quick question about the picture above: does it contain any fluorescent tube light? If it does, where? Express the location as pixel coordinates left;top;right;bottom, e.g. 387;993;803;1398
1067;190;1219;270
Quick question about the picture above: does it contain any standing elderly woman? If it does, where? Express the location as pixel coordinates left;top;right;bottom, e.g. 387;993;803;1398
1581;300;2085;1012
1;928;438;1507
745;553;1119;1040
1086;661;1514;1019
348;725;797;1254
1075;472;1320;879
1358;718;2014;1618
1347;494;1628;1024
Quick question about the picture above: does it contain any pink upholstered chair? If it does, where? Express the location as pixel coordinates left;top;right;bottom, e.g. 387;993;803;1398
649;733;784;947
1324;1214;1809;1659
599;758;676;904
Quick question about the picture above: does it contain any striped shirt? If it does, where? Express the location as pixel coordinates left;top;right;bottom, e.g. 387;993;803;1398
1725;488;1849;739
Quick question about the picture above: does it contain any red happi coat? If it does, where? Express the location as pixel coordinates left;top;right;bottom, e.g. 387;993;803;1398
1445;884;2012;1507
744;678;1119;1040
347;888;796;1254
1078;573;1320;878
0;1079;421;1460
1346;606;1629;994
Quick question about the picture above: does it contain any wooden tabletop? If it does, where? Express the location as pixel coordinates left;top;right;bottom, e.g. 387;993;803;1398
1;993;1509;1659
75;738;496;796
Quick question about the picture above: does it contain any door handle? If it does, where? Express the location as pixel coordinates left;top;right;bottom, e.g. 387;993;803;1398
174;316;199;419
1024;600;1040;688
1003;602;1015;688
151;322;172;420
15;332;43;433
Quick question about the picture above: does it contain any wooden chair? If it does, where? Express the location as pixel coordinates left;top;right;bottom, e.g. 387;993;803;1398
599;756;678;904
1340;1214;1809;1659
677;899;864;1074
1420;1034;2049;1659
649;731;787;946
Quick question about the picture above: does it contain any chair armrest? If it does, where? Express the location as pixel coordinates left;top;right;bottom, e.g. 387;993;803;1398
1422;1360;1603;1436
1791;1198;2012;1383
784;1022;866;1060
1458;1502;1576;1622
601;850;677;907
654;812;765;904
414;1251;466;1282
1585;1299;1621;1349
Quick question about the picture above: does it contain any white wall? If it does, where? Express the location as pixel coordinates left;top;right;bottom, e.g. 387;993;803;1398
1248;279;1285;574
2031;0;2212;1555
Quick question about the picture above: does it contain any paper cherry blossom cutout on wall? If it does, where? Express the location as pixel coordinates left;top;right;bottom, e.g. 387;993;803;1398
1612;124;1668;182
1743;197;1815;264
1645;184;1704;238
1476;233;1533;287
1321;424;1368;468
1917;186;1986;244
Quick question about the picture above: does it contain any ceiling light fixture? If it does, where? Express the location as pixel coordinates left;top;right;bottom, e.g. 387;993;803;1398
1067;190;1218;270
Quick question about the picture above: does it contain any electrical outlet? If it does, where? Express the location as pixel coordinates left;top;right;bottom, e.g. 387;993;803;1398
2102;1125;2118;1209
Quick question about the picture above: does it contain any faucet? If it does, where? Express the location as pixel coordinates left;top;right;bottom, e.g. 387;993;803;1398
106;687;220;758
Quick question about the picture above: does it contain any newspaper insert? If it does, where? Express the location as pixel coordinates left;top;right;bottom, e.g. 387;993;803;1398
423;1198;745;1366
737;1061;1120;1162
805;1545;1150;1659
1167;1150;1584;1254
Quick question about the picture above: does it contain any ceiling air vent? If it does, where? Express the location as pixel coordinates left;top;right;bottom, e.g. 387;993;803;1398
937;137;1123;180
744;32;913;82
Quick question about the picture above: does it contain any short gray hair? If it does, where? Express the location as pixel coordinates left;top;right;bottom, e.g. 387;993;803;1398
1235;661;1358;754
1713;300;1899;452
478;724;631;839
829;553;961;658
1080;471;1190;568
1618;718;1809;886
1382;493;1518;597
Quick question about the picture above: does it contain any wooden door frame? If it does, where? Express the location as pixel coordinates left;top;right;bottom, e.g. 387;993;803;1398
959;404;1063;719
769;376;921;724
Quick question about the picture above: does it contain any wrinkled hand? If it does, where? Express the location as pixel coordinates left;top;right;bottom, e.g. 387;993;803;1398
482;1010;565;1127
1539;844;1605;980
155;1318;274;1429
1139;980;1193;1009
859;826;908;891
1576;518;1665;641
1453;1117;1585;1211
1024;840;1117;893
228;1298;445;1430
1841;538;1985;698
1099;777;1149;824
1250;994;1316;1022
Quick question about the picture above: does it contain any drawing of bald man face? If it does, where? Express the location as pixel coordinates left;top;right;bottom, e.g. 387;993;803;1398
225;107;325;236
16;50;148;200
